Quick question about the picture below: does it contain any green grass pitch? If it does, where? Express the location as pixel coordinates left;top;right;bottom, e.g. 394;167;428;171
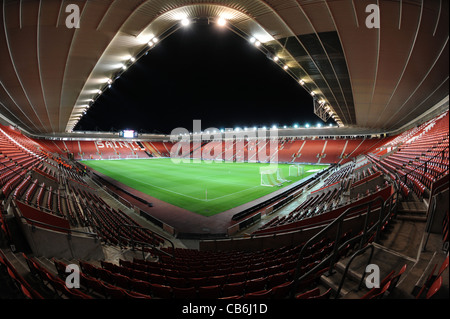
82;158;328;217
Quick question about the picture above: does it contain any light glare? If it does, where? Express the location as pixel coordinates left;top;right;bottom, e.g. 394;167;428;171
217;17;227;27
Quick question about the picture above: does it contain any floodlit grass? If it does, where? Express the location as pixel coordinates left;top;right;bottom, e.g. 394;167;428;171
82;158;328;216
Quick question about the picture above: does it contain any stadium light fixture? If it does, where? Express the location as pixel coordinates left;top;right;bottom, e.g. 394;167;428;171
249;37;256;43
217;17;227;27
273;56;279;62
97;90;102;94
293;124;298;128
181;18;190;27
130;57;136;62
299;79;305;86
310;91;315;96
272;125;277;129
283;65;288;70
255;41;261;47
305;123;310;128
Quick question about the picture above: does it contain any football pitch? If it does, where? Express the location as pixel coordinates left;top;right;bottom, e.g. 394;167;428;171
82;158;328;217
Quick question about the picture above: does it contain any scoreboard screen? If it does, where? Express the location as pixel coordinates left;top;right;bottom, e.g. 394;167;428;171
120;130;137;138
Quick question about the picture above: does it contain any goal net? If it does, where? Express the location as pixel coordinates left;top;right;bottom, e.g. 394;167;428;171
108;155;120;160
260;167;288;187
289;165;304;177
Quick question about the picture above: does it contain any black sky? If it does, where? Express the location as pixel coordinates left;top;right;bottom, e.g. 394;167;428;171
75;22;331;134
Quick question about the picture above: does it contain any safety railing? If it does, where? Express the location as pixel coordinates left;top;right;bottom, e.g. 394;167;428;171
290;187;398;298
335;243;375;298
423;179;449;252
117;223;174;260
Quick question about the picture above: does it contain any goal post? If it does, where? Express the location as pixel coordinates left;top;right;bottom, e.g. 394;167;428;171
289;164;304;177
277;168;290;183
260;167;287;187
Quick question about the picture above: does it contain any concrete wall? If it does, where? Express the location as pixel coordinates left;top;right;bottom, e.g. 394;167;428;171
20;222;104;260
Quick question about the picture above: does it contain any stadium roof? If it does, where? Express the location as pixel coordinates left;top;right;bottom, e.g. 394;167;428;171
0;0;448;136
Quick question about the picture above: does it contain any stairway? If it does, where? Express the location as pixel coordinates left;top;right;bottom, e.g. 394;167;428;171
396;194;428;222
317;211;448;299
319;242;417;299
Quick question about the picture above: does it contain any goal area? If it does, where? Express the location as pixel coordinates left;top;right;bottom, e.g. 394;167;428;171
260;167;290;187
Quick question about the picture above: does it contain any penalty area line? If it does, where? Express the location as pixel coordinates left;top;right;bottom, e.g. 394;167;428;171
127;176;260;202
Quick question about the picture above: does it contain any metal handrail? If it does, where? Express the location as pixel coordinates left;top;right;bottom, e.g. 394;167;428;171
334;189;399;298
400;146;448;178
335;243;375;298
289;189;396;298
423;180;449;251
17;209;98;240
117;223;174;259
393;147;448;192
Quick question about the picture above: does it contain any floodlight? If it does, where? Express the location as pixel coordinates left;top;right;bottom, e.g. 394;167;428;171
217;17;227;27
181;18;190;26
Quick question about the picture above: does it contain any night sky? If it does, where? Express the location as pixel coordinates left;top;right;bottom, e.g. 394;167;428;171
75;22;332;135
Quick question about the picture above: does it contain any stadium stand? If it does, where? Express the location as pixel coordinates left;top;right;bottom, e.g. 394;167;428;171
0;109;448;301
0;0;448;305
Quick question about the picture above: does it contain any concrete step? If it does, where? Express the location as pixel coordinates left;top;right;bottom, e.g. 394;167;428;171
397;201;428;214
319;265;366;299
397;200;428;222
